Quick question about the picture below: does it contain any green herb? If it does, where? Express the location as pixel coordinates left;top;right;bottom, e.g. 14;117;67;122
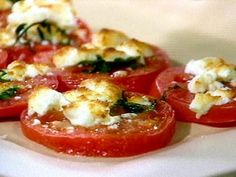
0;86;21;100
111;98;156;114
7;0;21;4
79;56;141;73
14;20;71;45
0;70;10;82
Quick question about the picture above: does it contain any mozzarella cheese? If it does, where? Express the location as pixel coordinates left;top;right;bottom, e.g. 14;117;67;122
3;61;51;81
8;0;77;31
28;86;69;116
185;57;236;117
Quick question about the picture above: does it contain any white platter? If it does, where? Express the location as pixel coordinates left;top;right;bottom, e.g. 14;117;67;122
1;1;236;177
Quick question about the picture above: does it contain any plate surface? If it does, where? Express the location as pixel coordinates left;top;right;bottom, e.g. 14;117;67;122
1;1;236;177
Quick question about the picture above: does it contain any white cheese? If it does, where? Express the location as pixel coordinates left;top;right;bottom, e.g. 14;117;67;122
28;87;69;116
80;79;122;104
127;95;152;106
8;0;77;31
3;61;51;81
0;28;15;47
63;100;120;127
186;57;236;118
187;71;223;93
53;46;101;68
92;28;129;48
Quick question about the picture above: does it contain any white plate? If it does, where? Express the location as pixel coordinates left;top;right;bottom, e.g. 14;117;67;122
1;1;236;177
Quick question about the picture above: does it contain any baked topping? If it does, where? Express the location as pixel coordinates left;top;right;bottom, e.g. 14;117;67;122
185;57;236;118
28;79;154;127
52;28;155;73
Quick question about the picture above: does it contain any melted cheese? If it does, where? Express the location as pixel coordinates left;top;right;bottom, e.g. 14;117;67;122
28;86;69;116
63;99;120;127
28;79;126;127
53;46;101;68
80;79;122;104
127;95;152;106
185;57;236;117
3;61;51;81
92;28;129;48
8;0;77;31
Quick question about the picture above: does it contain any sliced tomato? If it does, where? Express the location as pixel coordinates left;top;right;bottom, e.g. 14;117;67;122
58;47;170;93
150;67;236;127
0;75;58;119
21;96;175;157
0;49;8;69
0;10;10;28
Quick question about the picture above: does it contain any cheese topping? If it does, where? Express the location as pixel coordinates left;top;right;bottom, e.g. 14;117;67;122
0;0;77;47
28;79;150;128
52;28;155;69
28;86;69;116
2;60;51;81
185;57;236;118
8;0;77;31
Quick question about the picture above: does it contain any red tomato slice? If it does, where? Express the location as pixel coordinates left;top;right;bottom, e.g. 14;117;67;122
150;67;236;127
0;49;8;69
0;10;10;28
58;47;170;94
21;96;175;157
0;75;58;119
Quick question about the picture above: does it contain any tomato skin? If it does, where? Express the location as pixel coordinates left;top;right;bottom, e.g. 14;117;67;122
0;10;10;28
0;75;58;119
20;99;175;157
150;67;236;127
149;67;184;98
58;47;170;93
0;49;8;69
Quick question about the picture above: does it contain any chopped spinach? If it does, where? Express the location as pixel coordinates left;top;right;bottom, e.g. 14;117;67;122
0;70;10;82
0;86;21;100
111;98;156;114
14;20;71;45
79;56;141;73
7;0;21;4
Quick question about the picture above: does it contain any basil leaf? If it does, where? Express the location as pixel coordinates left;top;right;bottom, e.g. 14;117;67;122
14;20;71;45
0;86;21;100
111;98;156;114
7;0;21;4
0;70;10;82
79;56;141;73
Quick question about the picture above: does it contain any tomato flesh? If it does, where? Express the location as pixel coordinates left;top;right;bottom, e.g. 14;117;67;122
21;96;175;157
0;75;58;119
150;67;236;127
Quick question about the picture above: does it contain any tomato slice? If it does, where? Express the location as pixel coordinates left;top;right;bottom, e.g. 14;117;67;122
58;47;170;93
150;67;236;127
0;75;58;119
0;10;10;28
21;96;175;157
0;49;8;69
